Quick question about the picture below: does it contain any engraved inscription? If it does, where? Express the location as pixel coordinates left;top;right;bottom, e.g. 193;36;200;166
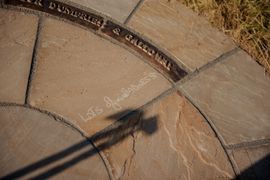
112;28;121;36
48;1;103;27
125;34;156;57
124;34;172;71
106;24;173;71
102;21;187;81
6;0;104;30
19;0;43;7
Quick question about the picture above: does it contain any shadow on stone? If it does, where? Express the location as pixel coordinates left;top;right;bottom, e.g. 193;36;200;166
0;109;158;179
236;153;270;180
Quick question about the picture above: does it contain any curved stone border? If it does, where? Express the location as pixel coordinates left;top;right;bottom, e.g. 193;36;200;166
0;102;115;180
3;0;188;82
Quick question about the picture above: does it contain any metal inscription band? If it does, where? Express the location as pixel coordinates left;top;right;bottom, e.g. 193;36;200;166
102;21;187;81
4;0;187;82
5;0;104;30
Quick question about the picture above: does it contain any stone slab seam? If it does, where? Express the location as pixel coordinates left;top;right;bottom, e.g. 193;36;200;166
226;150;241;176
175;47;240;86
124;0;145;25
179;87;270;177
0;102;87;137
25;16;42;105
132;45;240;110
225;139;270;150
175;47;270;144
226;140;270;176
227;142;270;177
0;102;114;180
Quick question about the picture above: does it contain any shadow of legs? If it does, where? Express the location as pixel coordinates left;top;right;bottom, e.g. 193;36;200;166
1;109;158;179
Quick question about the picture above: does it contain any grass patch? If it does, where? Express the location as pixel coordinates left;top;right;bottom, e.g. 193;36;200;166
178;0;270;73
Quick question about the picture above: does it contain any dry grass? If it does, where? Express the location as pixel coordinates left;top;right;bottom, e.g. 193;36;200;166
178;0;270;73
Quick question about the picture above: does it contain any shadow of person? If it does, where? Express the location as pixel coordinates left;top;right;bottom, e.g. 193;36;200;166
1;109;158;180
91;109;157;148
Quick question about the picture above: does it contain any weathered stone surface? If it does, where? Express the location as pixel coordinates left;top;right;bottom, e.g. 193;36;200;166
94;91;235;179
180;50;270;145
0;9;38;104
0;106;109;179
68;0;140;23
231;144;270;180
127;0;235;71
29;18;171;137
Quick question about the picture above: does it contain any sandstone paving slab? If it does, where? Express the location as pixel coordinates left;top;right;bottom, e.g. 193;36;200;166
0;9;38;104
93;91;235;179
0;106;109;179
179;50;270;146
29;18;171;137
67;0;140;23
127;0;236;71
231;144;270;180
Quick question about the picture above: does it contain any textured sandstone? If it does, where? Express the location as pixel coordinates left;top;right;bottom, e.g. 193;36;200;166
94;92;235;179
0;106;109;179
127;0;235;71
29;18;171;137
0;9;38;104
180;50;270;145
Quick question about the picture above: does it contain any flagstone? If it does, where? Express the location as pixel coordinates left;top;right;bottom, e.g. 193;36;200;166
68;0;140;23
93;91;235;179
179;50;270;146
0;106;109;179
29;18;171;137
127;0;235;71
0;9;38;104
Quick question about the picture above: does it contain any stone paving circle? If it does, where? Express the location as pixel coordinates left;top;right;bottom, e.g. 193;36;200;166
0;0;269;179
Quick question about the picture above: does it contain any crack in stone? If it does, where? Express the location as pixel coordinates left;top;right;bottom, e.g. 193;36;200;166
119;159;128;180
127;132;137;176
158;101;192;179
118;111;142;179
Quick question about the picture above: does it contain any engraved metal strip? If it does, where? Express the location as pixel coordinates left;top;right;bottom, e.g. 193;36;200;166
5;0;104;30
102;21;187;82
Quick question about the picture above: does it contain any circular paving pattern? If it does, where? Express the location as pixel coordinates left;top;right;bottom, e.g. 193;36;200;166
0;106;109;179
0;0;270;179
